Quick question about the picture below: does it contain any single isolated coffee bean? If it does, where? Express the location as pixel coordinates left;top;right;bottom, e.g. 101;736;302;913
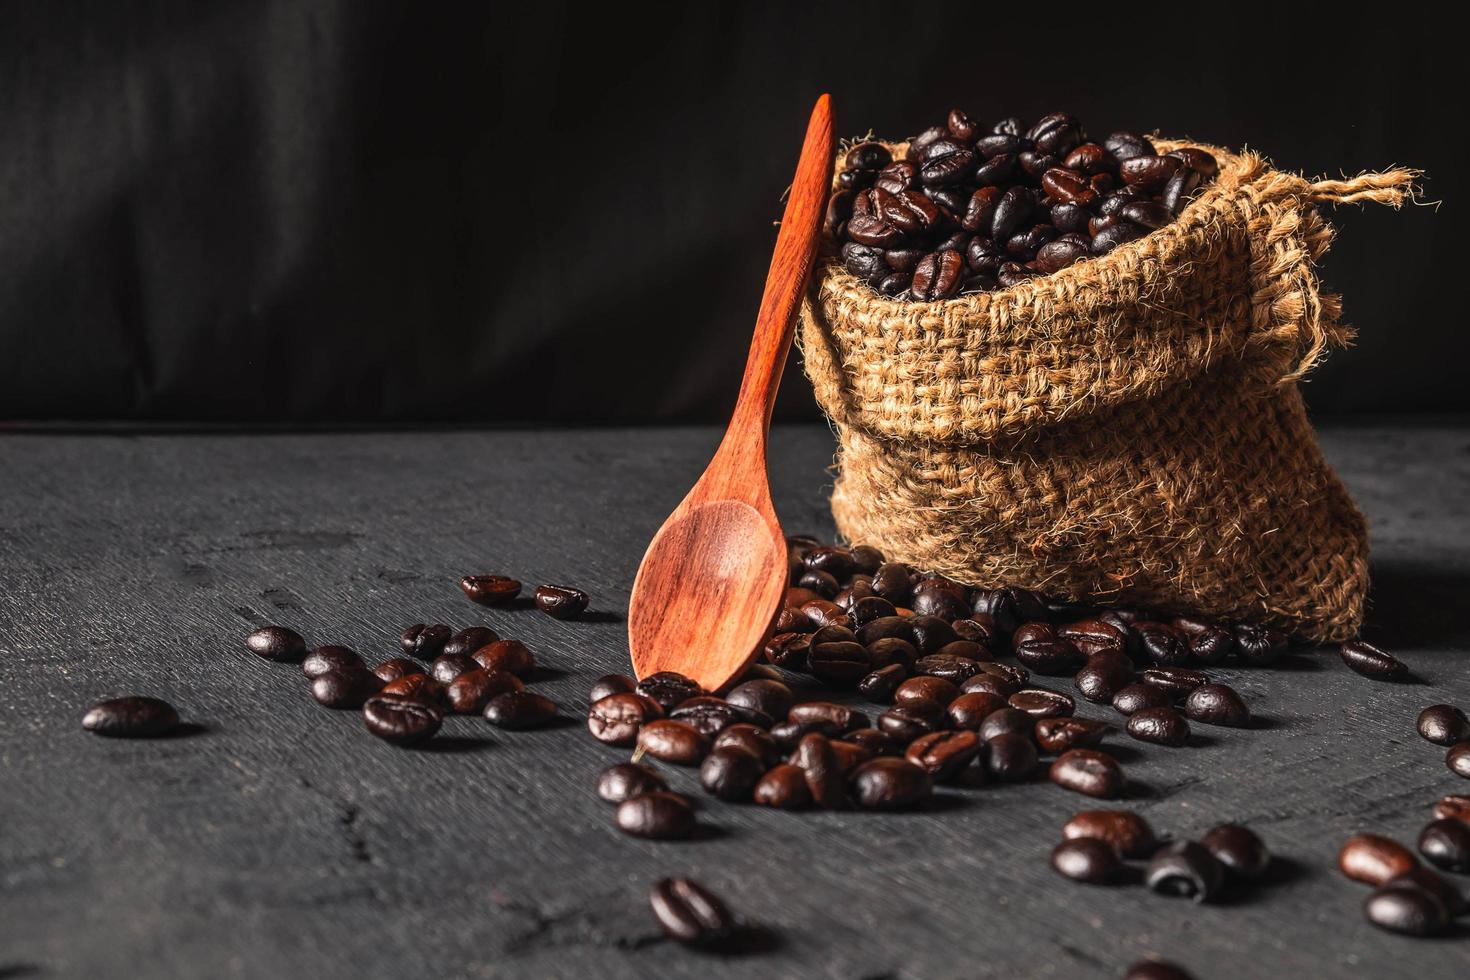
373;657;425;683
472;639;535;677
1062;809;1157;858
484;691;558;730
1363;883;1449;937
1127;707;1190;747
1183;683;1250;727
1417;705;1470;746
1112;683;1173;716
588;673;636;703
985;732;1039;782
446;668;523;714
533;584;589;619
649;877;734;947
1050;749;1124;798
616;792;696;840
700;747;767;802
1448;742;1470;779
302;645;363;679
400;623;451;659
1338;833;1418;886
81;696;180;738
1417;818;1470;872
1051;837;1122;884
460;574;521;606
362;693;443;746
1340;639;1408;681
635;671;704;712
754;763;813;809
245;625;307;662
311;668;383;709
636;719;710;765
1200;824;1271;879
1035;717;1109;755
849;757;933;810
442;626;499;659
1146;841;1225;903
597;763;667;804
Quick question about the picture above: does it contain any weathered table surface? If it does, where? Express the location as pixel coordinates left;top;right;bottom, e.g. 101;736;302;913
2;424;1468;980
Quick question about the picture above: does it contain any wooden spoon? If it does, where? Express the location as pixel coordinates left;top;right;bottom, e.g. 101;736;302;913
627;94;833;692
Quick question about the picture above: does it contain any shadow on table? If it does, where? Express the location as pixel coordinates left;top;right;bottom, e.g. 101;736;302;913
1363;560;1470;649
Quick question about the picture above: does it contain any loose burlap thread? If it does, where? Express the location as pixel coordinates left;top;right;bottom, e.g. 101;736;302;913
798;140;1418;642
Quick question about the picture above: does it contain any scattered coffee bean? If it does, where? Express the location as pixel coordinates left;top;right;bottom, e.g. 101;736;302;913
362;693;442;746
1051;837;1122;884
471;639;535;677
430;652;478;685
1340;639;1408;681
895;675;960;708
636;719;710;764
849;757;933;809
442;626;499;659
1127;706;1190;747
1200;824;1270;879
1449;742;1470;779
1141;666;1210;699
671;696;749;736
713;724;781;766
948;691;1009;730
906;730;981;782
1417;818;1470;873
1363;883;1449;937
858;664;908;703
446;668;523;714
588;673;636;703
534;584;589;620
1145;841;1225;902
1074;654;1134;704
1387;866;1468;917
754;763;813;809
1338;833;1418;886
380;674;446;706
727;679;796;720
1418;704;1470;746
1062;809;1156;858
985;732;1039;781
788;701;866;736
483;691;558;730
81;696;179;738
373;657;425;683
597;763;667;804
1233;624;1286;666
1035;717;1109;754
1058;619;1127;658
877;701;945;742
1015;639;1083;676
1133;622;1187;666
700;747;767;801
1112;682;1174;716
793;732;844;808
1050;749;1124;798
311;668;383;709
1123;961;1194;980
302;645;363;679
245;625;306;662
1009;688;1075;718
1183;683;1250;727
400;623;451;659
616;792;696;839
979;707;1035;743
636;671;704;712
1432;794;1470;825
460;574;521;606
649;877;734;946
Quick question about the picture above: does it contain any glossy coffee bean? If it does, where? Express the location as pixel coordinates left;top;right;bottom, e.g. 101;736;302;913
245;625;307;662
788;701;867;736
1418;705;1470;746
1184;626;1234;665
1016;639;1083;676
1340;640;1408;681
905;730;981;782
859;664;908;703
447;668;523;714
649;877;734;946
1062;809;1156;858
849;757;933;810
430;652;478;685
726;679;795;721
877;702;944;742
1009;688;1075;719
400;623;451;659
636;671;704;712
597;763;667;804
472;639;535;677
587;693;663;746
793;733;844;809
1058;619;1127;658
910;250;965;301
637;719;710;765
373;657;425;683
1123;961;1194;980
311;668;383;709
362;693;442;746
1111;682;1173;716
1449;742;1470;779
913;654;986;685
483;691;557;730
846;727;902;758
754;763;813;809
1146;841;1225;902
1050;749;1124;798
443;626;499;659
979;707;1035;743
911;587;970;622
1141;666;1210;699
700;747;767;802
1417;819;1470;873
1387;866;1468;917
302;645;363;679
713;724;780;766
947;691;1009;730
1433;794;1470;825
896;676;960;708
1232;624;1285;665
765;632;811;668
1051;837;1122;884
379;674;446;707
460;574;521;605
1200;824;1271;879
1075;655;1134;703
851;595;898;628
1363;883;1449;937
671;697;748;736
616;792;696;839
1183;683;1250;727
867;637;919;671
588;674;636;703
809;641;872;686
1035;717;1109;755
1338;833;1418;886
81;696;180;738
985;732;1039;781
1133;622;1188;666
1127;707;1190;747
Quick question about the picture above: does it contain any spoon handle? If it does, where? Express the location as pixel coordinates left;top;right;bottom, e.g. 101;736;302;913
725;94;833;441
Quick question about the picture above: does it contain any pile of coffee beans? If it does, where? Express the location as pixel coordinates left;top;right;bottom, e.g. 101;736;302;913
825;110;1219;298
1338;827;1469;936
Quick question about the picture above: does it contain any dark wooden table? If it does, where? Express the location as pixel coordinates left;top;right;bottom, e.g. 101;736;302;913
2;424;1468;979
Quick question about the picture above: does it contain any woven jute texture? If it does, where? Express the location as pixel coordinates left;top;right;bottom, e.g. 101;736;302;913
798;140;1417;642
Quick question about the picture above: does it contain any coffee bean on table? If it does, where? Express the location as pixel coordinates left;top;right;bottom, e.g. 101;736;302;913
793;733;844;808
1133;622;1188;666
363;693;443;746
443;626;499;659
845;727;902;758
649;877;734;946
1338;833;1418;886
765;633;811;669
1387;866;1468;917
302;645;363;679
430;652;478;685
81;696;180;738
1339;639;1408;681
1015;639;1083;676
1183;683;1250;727
713;724;781;766
1417;818;1470;872
788;701;866;735
1062;809;1156;858
484;691;558;730
905;730;981;782
1058;619;1127;658
1433;794;1470;825
311;668;383;709
380;674;446;706
1112;682;1174;716
809;641;873;686
1074;654;1134;703
1050;837;1122;884
1232;624;1286;665
471;639;535;677
460;574;521;606
896;676;959;708
1200;824;1270;879
985;732;1039;781
1035;717;1109;754
859;664;908;703
1127;707;1190;747
373;657;425;683
1363;883;1449;937
948;691;1008;730
1185;625;1235;665
1141;666;1210;699
636;671;704;712
1050;749;1124;798
245;625;307;662
1123;961;1194;980
616;792;696;839
671;696;749;736
849;757;933;810
754;763;813;809
1450;742;1470;779
979;707;1035;742
877;701;945;742
636;719;710;765
1417;705;1470;746
447;668;523;714
400;623;451;659
597;763;667;804
1146;841;1225;902
1009;688;1075;719
726;679;796;720
588;674;636;703
533;584;589;619
700;747;767;801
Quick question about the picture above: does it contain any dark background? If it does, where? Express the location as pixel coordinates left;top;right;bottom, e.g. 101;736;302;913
1;0;1460;426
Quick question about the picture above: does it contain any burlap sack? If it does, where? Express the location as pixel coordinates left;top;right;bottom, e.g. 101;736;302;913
798;140;1417;642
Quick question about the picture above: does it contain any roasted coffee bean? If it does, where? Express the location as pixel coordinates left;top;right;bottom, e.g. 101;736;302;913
81;696;179;737
1449;742;1470;779
1119;154;1181;190
471;639;535;677
968;661;1029;693
1050;749;1124;798
1009;688;1075;719
430;652;478;685
985;732;1039;781
671;697;749;736
793;732;844;808
1142;666;1210;699
302;645;363;679
990;186;1034;243
700;746;767;802
1232;624;1286;665
1063;809;1157;858
1162;167;1202;215
1074;655;1134;704
362;693;443;746
765;632;811;669
380;674;447;706
947;691;1009;730
1418;705;1470;746
952;615;1000;646
1200;824;1270;879
789;701;867;736
1433;794;1470;825
1051;837;1122;884
754;763;812;809
1041;167;1096;207
845;141;891;172
1146;841;1225;902
834;581;876;613
483;691;558;730
1035;717;1109;755
896;676;960;708
1034;236;1090;274
311;668;383;709
1016;639;1084;676
1364;882;1450;937
798;569;840;597
636;671;704;712
1340;640;1408;681
869;565;915;606
373;657;425;683
1112;682;1173;716
845;727;902;758
534;584;589;620
908;616;959;655
445;668;523;714
849;757;933;809
1118;201;1171;230
726;679;795;721
959;186;1002;233
460;574;521;606
1091;220;1145;255
1167;147;1218;178
769;720;818;749
597;762;668;804
809;641;872;686
616;792;696;839
1182;625;1234;665
1339;833;1419;886
911;586;969;623
917;138;977;186
839;168;875;192
636;719;710;765
588;674;637;704
1059;619;1128;658
850;596;898;629
969;588;1020;634
1133;622;1188;665
400;623;451;659
1123;962;1193;980
973;152;1019;186
848;543;885;574
842;240;888;280
980;707;1035;742
1104;131;1156;162
873;160;918;196
909;250;965;301
859;663;908;703
246;625;307;662
1027;112;1082;155
867;638;918;672
1387;866;1468;917
905;730;981;782
649;877;734;946
858;613;914;646
587;693;663;746
443;626;499;659
1183;683;1249;727
1127;707;1190;747
877;701;945;742
824;187;853;237
713;723;780;766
